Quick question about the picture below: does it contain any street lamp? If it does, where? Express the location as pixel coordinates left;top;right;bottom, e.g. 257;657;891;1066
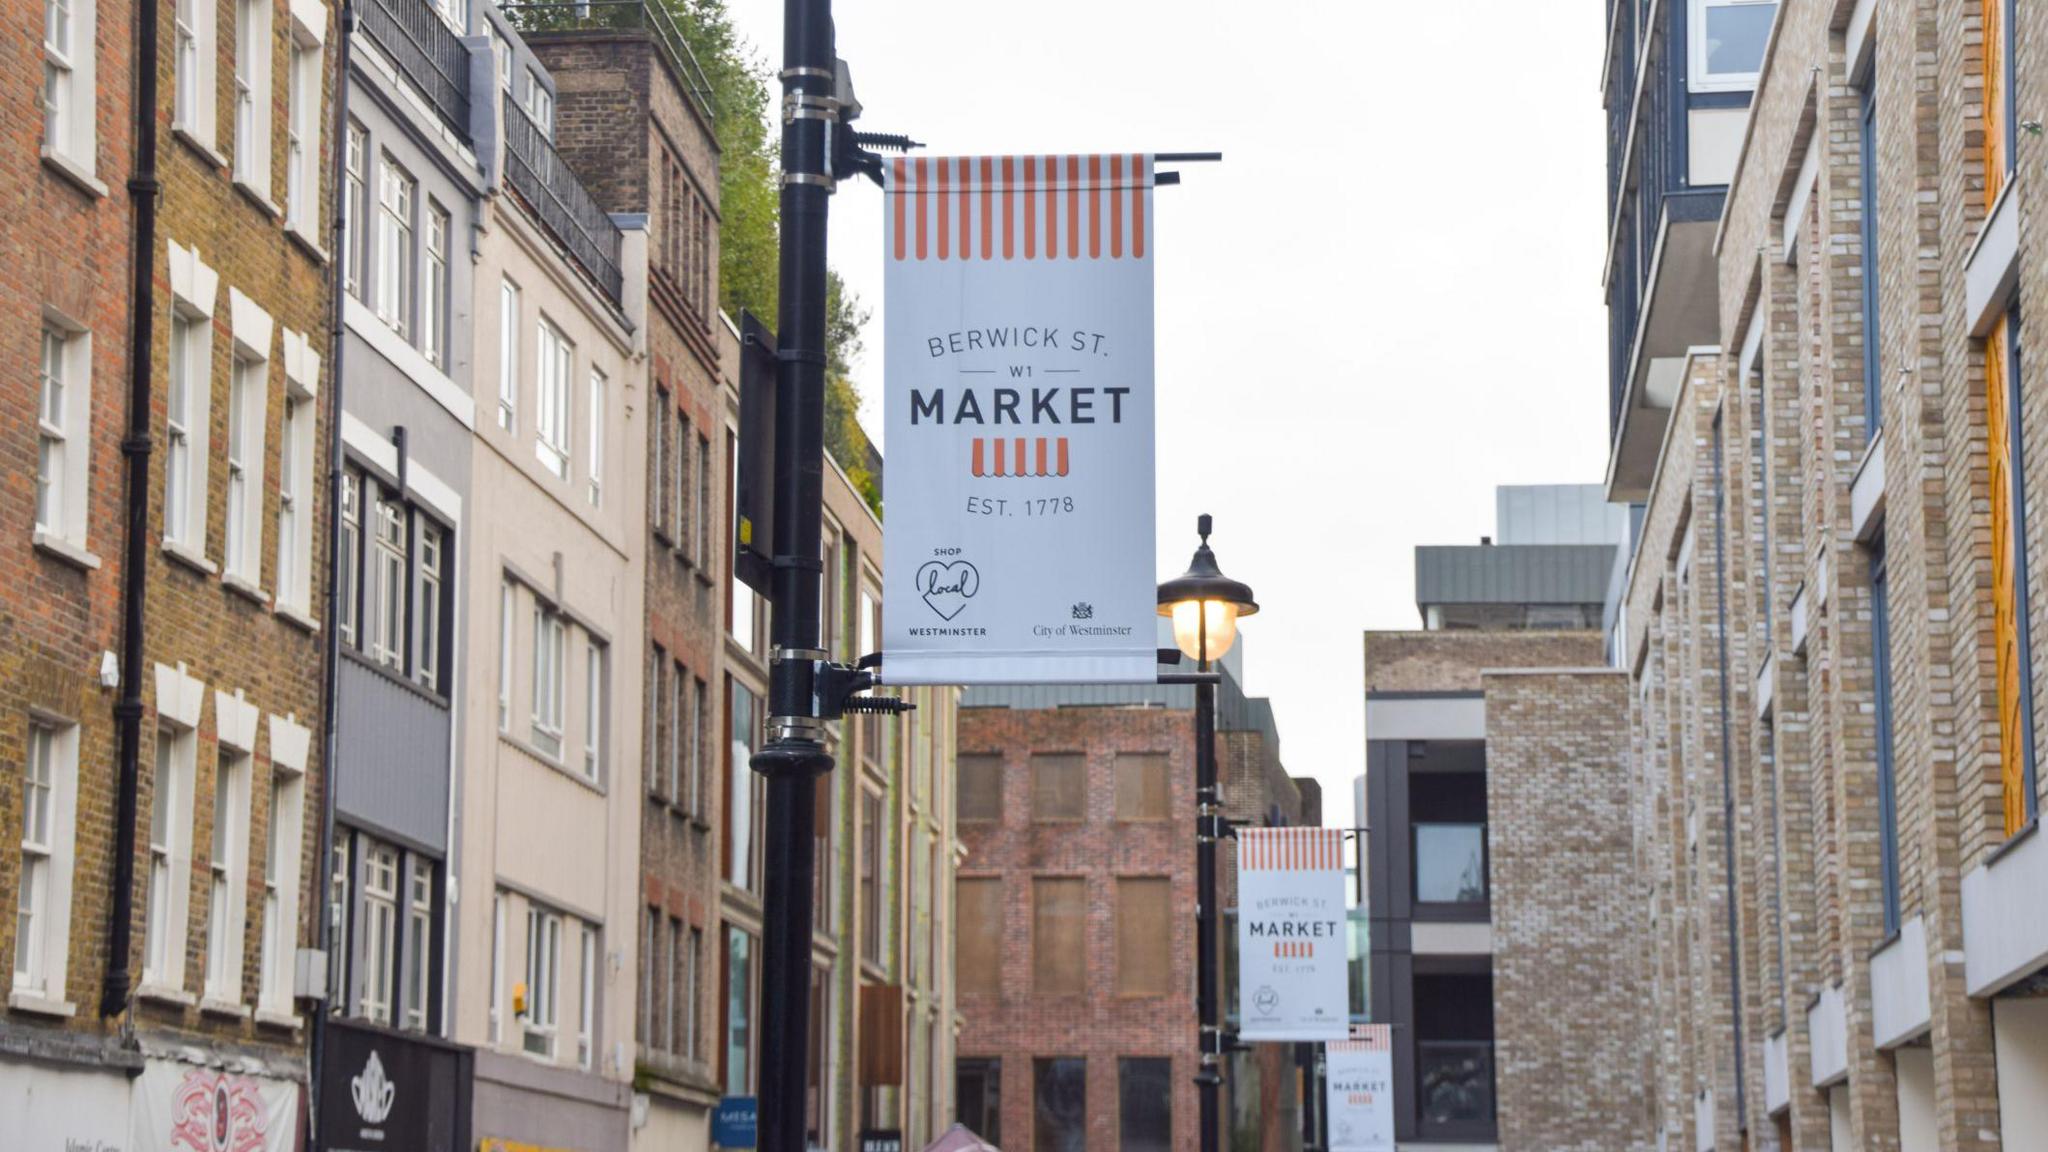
1158;513;1257;1152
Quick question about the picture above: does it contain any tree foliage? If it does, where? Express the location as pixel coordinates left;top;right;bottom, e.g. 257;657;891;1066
669;0;880;515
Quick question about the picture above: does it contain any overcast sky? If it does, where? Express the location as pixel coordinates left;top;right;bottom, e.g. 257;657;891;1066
729;0;1614;825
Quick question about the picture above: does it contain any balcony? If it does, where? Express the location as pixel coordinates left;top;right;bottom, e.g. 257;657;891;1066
501;91;625;303
496;1;717;122
358;0;472;141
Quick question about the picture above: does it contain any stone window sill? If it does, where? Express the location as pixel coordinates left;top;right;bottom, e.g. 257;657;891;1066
163;539;218;577
286;223;329;264
276;602;321;633
41;147;108;198
255;1007;303;1031
34;531;102;571
234;178;282;219
137;982;196;1008
172;125;227;170
8;990;78;1018
224;572;270;607
200;996;251;1020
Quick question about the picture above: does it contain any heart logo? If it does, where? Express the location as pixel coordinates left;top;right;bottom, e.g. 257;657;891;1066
916;560;981;620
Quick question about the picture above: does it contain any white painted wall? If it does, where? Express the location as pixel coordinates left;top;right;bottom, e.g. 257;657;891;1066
1688;107;1748;188
1995;999;2048;1148
1828;1086;1851;1152
1894;1048;1936;1152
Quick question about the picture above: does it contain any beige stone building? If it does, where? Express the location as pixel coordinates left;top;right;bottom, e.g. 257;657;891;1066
1602;0;2048;1147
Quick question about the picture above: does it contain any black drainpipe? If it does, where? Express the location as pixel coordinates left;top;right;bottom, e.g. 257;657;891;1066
102;0;162;1021
1711;411;1748;1127
309;1;356;1145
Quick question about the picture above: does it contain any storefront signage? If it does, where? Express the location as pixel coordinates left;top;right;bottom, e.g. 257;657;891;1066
711;1096;757;1149
317;1018;472;1152
1326;1025;1395;1151
883;154;1159;685
133;1060;296;1152
857;1129;903;1152
1235;827;1349;1041
0;1060;131;1152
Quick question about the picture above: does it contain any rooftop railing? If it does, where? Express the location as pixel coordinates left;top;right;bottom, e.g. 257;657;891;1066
502;92;625;303
359;0;473;140
496;1;718;124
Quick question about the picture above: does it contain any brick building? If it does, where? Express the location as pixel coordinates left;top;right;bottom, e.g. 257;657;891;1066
1361;486;1647;1150
5;0;338;1141
508;7;730;1147
1601;0;2048;1147
954;657;1310;1152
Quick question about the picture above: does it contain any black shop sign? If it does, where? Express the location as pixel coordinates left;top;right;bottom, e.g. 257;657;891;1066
318;1017;474;1152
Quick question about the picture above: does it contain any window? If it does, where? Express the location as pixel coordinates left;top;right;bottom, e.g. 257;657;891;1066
1984;0;2017;199
145;727;195;988
35;323;83;542
498;279;520;430
526;70;553;136
685;925;702;1060
418;525;445;690
285;33;321;234
490;26;511;92
806;963;831;1148
647;647;667;800
1032;878;1086;994
225;355;264;581
957;1058;1002;1146
489;893;506;1042
232;0;270;189
695;433;711;564
1031;754;1085;822
42;0;98;172
376;158;415;336
361;841;398;1023
165;312;209;551
662;914;680;1052
723;927;754;1093
1114;878;1171;997
338;474;361;646
173;0;213;143
203;748;249;1003
583;642;605;782
667;660;684;801
638;907;657;1047
813;774;835;935
1688;0;1776;92
404;863;432;1031
957;877;1001;994
258;764;304;1014
726;681;763;891
860;788;883;964
1034;1058;1087;1152
277;395;308;612
1117;1059;1171;1152
1989;304;2038;835
427;0;466;31
690;677;708;816
1114;753;1169;821
371;493;407;668
344;123;368;301
525;905;561;1057
536;319;571;477
498;579;514;731
424;202;449;367
578;926;597;1069
532;606;566;757
1414;823;1488;904
651;390;670;534
587;368;606;506
674;417;690;553
15;722;76;999
1859;82;1881;440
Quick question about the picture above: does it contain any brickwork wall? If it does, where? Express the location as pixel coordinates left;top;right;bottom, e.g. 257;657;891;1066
1484;668;1652;1152
1361;630;1606;696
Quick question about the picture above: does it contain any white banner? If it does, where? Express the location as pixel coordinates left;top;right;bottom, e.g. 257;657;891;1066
1236;827;1347;1041
1326;1026;1395;1151
882;154;1158;685
133;1059;298;1152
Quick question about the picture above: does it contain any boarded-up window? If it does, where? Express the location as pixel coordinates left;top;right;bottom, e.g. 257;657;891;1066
1032;878;1086;993
1031;754;1085;822
1115;878;1172;996
958;754;1003;823
957;877;1003;994
1113;753;1169;821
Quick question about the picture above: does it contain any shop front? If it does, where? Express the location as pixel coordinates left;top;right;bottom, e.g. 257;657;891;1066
318;1018;474;1152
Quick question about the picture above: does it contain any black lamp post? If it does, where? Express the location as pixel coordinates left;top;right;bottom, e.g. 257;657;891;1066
1158;514;1258;1152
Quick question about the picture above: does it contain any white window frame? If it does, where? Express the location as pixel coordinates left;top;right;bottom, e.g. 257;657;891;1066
165;243;218;561
224;289;272;587
498;579;515;732
424;201;449;368
1689;0;1778;93
428;0;467;33
375;156;415;338
284;12;325;241
34;316;94;553
498;279;520;430
41;0;99;184
490;27;511;92
587;367;606;507
403;862;431;1032
344;123;368;300
257;726;307;1019
203;745;252;1006
232;0;272;196
338;471;361;646
535;318;571;479
276;330;320;618
360;839;398;1024
524;906;561;1058
173;0;217;148
144;717;199;993
583;642;604;782
370;491;407;670
577;925;596;1070
14;720;79;1006
488;892;506;1043
526;70;553;136
531;605;565;757
417;523;444;691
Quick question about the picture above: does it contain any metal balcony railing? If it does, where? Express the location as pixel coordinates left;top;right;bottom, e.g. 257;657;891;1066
359;0;472;141
496;1;717;123
502;92;625;302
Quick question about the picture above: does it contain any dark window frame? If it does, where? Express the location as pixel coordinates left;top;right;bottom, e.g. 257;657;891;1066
1870;537;1902;936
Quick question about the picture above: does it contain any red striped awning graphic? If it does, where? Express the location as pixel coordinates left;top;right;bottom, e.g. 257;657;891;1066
1329;1024;1392;1053
971;437;1069;478
887;155;1154;262
1237;827;1343;872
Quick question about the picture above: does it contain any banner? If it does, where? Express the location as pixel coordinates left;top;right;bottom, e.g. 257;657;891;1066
882;154;1158;685
1326;1026;1395;1151
1236;827;1347;1041
133;1059;298;1152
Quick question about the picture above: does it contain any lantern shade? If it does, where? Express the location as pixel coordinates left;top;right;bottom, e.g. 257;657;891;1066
1156;515;1258;665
